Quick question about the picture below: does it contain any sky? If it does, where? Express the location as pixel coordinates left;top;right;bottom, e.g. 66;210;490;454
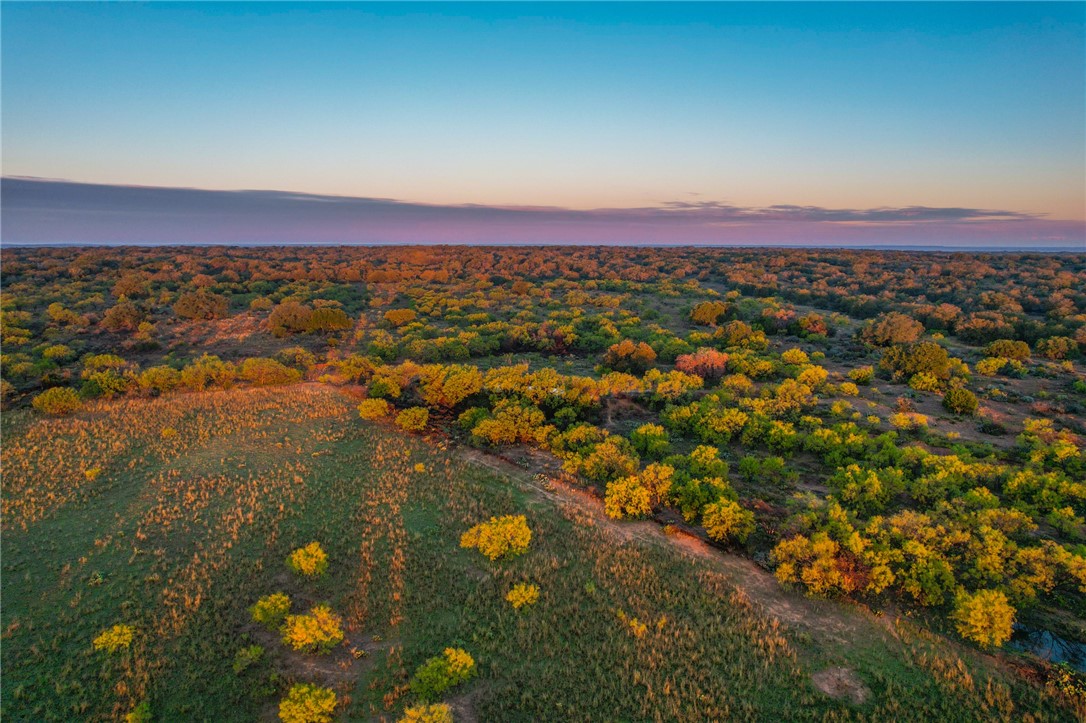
2;2;1084;248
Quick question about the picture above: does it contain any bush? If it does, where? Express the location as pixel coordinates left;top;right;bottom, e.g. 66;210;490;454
399;704;453;723
125;701;153;723
287;542;328;577
702;499;756;543
848;366;874;385
630;423;669;459
780;348;809;365
384;308;417;327
241;357;302;387
506;582;540;609
281;604;345;653
250;593;291;630
943;387;978;415
93;624;135;654
953;589;1015;648
279;683;337;723
460;515;531;560
984;339;1030;360
859;312;924;347
358;398;392;420
605;476;652;519
410;648;477;701
233;644;265;674
396;406;429;432
602;339;657;373
32;386;82;415
173;290;229;320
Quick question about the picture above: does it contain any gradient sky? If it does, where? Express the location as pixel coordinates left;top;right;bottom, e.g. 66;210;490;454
2;2;1084;247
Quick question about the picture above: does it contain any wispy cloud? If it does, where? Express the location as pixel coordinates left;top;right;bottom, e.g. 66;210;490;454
2;177;1081;248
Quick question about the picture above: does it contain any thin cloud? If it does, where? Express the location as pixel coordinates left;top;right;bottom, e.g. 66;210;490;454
1;177;1080;248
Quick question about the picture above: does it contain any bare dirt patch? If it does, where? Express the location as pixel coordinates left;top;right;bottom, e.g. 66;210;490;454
811;666;870;705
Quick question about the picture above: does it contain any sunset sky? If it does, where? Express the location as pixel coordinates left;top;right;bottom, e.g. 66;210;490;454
2;2;1084;247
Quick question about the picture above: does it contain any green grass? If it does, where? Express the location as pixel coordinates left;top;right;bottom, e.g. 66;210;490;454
1;386;1075;721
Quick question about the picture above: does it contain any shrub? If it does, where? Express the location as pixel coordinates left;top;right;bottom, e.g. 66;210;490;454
630;423;669;459
702;499;755;543
675;347;729;379
233;644;265;674
279;683;337;723
602;339;657;373
125;701;153;723
410;648;477;701
173;290;229;320
241;357;302;387
690;300;728;325
139;365;182;395
358;398;392;420
281;604;345;653
93;624;135;653
848;366;875;385
605;476;652;519
780;348;809;365
953;589;1015;648
399;704;453;723
890;412;928;431
985;339;1030;360
251;593;291;630
943;387;978;415
460;515;531;560
859;312;924;347
506;583;540;609
287;542;329;577
909;373;942;392
839;382;859;396
384;308;417;327
1037;336;1078;360
42;344;74;361
32;386;82;415
396;407;429;433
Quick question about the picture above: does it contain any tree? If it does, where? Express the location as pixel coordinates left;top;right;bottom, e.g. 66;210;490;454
281;605;344;653
859;312;924;347
101;301;144;332
384;308;417;327
675;347;729;379
943;387;978;415
702;499;756;543
630;423;669;459
460;515;531;560
879;341;951;381
418;364;483;409
279;684;337;723
605;476;652;519
32;386;82;415
240;357;302;386
602;339;657;373
396;406;429;432
306;307;352;332
690;301;728;326
173;290;229;320
984;339;1030;360
952;589;1015;648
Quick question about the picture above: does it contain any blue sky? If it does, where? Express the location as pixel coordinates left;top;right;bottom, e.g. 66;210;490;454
2;2;1084;246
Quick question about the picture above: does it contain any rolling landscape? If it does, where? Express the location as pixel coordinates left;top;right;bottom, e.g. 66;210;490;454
2;2;1084;722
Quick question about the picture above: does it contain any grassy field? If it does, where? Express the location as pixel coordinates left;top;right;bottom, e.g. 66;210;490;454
1;385;1077;721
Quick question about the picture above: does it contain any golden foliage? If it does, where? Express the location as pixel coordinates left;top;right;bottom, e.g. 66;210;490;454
281;604;345;653
93;623;135;654
287;542;328;577
279;683;337;723
506;583;540;609
460;515;531;560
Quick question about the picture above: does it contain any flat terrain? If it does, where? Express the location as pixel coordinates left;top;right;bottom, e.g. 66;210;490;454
1;386;1076;721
